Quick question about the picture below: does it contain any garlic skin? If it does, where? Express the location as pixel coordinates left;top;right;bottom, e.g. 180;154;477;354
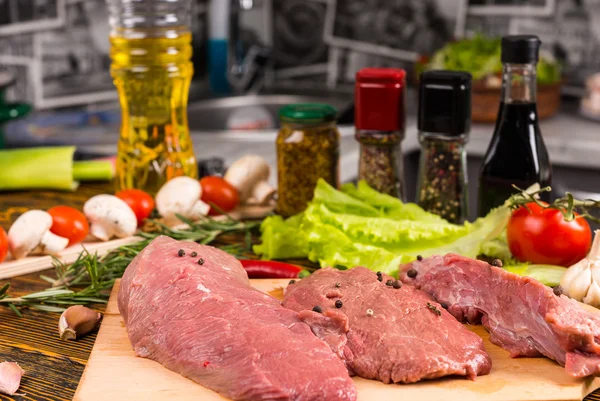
0;362;24;396
58;305;102;340
560;230;600;307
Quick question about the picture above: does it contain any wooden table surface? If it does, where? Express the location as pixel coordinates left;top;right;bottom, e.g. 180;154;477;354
1;183;600;401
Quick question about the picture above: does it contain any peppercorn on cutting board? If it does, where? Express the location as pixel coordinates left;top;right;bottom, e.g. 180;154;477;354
74;280;600;401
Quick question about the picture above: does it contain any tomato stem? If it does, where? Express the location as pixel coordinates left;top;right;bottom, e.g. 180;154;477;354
507;184;600;223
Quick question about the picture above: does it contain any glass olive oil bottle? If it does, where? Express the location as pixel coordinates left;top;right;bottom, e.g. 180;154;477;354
478;35;551;216
108;1;197;193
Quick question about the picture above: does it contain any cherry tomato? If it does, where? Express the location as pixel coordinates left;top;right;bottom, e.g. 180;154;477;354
200;176;240;215
507;202;592;267
48;206;90;246
0;227;8;263
116;189;155;226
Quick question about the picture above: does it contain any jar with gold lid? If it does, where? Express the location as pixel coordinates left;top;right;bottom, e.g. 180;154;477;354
276;104;340;217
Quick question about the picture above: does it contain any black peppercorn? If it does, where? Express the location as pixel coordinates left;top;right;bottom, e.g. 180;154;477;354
553;286;563;296
198;258;205;265
191;252;198;257
377;275;383;282
407;268;418;278
335;282;341;288
417;255;423;261
386;279;393;286
491;259;503;267
392;280;401;289
335;300;343;308
178;249;185;257
289;280;296;285
376;271;382;277
312;306;323;313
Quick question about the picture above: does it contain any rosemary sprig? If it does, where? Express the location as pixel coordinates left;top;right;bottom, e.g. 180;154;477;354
0;215;259;315
508;185;600;223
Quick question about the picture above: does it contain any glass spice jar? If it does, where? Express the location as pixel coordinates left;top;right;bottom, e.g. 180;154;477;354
355;68;406;199
417;134;468;223
416;71;472;224
276;104;340;217
356;131;404;198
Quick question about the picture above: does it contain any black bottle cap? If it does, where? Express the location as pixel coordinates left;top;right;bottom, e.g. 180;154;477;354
501;35;541;64
418;70;472;136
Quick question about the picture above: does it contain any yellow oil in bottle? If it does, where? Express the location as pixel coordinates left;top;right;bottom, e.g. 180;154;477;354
110;31;197;194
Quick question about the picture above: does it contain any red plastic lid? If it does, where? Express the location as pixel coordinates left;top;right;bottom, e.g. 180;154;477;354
355;68;406;131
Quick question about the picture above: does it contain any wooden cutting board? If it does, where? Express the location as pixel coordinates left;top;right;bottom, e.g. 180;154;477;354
74;279;600;401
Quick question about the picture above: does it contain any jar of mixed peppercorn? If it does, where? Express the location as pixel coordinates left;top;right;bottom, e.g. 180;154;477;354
276;104;340;217
355;68;406;199
416;71;472;224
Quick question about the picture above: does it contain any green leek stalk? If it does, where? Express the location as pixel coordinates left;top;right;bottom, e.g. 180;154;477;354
0;146;114;191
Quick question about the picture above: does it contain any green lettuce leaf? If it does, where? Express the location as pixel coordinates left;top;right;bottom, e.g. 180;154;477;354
252;214;308;260
503;264;565;287
254;180;511;276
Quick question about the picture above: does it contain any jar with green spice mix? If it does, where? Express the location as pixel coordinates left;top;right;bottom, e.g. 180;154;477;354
276;104;340;217
416;71;472;224
355;68;406;199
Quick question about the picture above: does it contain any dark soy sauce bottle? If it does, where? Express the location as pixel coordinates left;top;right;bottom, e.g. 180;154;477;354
477;35;552;216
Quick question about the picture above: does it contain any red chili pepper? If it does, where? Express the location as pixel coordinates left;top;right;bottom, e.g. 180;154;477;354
238;260;302;279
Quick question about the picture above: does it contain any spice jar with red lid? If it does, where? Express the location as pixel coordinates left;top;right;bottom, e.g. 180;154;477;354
355;68;406;199
416;70;472;224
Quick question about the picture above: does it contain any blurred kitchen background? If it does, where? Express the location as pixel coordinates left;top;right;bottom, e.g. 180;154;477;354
1;0;600;219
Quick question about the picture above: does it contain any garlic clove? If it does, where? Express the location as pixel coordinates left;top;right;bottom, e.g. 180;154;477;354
58;305;102;340
0;362;24;396
560;260;592;301
584;280;600;308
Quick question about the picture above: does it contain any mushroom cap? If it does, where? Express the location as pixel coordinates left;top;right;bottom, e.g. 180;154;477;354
224;155;271;202
156;176;202;221
8;210;53;259
84;194;137;240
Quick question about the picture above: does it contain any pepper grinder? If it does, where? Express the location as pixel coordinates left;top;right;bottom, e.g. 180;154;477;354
416;71;472;224
355;68;406;200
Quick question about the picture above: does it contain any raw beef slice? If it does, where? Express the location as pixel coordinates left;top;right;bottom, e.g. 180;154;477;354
118;236;356;401
282;267;492;383
400;253;600;378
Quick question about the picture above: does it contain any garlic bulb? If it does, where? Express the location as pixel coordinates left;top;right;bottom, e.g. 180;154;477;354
560;230;600;307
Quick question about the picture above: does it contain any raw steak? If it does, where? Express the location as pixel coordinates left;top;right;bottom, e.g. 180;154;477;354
399;253;600;378
118;236;356;401
282;267;491;383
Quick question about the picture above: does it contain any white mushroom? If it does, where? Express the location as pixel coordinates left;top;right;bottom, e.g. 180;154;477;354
155;176;210;226
83;194;137;241
224;155;276;205
8;210;69;259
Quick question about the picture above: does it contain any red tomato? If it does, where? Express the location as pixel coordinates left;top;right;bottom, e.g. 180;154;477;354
116;189;155;226
48;206;90;246
200;176;240;215
0;227;8;263
507;202;592;267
